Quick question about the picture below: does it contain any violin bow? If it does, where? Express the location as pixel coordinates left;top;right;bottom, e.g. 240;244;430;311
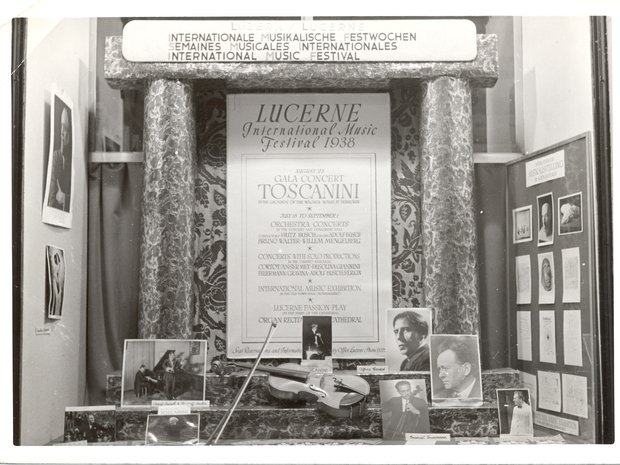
207;322;277;445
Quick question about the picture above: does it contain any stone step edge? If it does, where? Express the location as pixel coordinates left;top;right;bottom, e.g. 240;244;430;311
116;402;499;413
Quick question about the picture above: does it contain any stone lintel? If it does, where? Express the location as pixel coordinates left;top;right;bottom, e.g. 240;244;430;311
105;34;498;90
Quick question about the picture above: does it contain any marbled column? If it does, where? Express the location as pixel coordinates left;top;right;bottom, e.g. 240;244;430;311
139;79;196;338
420;77;480;335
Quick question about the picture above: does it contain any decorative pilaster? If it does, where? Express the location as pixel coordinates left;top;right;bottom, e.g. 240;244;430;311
139;79;196;338
420;77;480;335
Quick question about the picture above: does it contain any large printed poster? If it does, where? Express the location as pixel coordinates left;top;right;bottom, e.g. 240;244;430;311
227;93;391;358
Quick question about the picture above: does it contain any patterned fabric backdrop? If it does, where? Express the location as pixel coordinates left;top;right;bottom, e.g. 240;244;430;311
193;87;423;363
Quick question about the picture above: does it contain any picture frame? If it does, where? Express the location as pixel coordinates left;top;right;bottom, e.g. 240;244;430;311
513;205;533;243
64;406;116;444
537;192;554;246
145;413;200;445
429;334;483;407
301;316;333;372
538;251;555;305
121;339;208;407
379;379;430;439
558;192;583;235
45;244;65;320
496;388;534;437
42;84;74;229
385;308;432;373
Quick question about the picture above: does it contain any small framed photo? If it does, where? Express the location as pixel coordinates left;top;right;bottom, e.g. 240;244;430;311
496;389;534;437
45;245;65;319
64;406;116;443
145;413;200;445
537;193;554;246
121;339;207;407
42;85;74;228
379;379;430;439
558;192;583;235
385;308;431;373
513;205;533;243
538;252;555;304
301;316;333;372
430;334;483;407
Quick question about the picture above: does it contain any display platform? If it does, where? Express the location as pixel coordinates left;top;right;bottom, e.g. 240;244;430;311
99;368;527;442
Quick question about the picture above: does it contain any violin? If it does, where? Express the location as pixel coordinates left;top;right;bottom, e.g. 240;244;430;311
226;361;371;419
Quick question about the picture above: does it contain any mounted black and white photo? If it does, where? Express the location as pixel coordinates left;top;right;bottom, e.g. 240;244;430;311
42;86;74;228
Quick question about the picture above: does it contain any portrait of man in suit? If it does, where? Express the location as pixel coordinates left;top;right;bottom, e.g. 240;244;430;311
537;193;554;245
386;308;431;372
302;316;332;361
430;334;483;406
47;98;72;212
497;388;534;437
380;379;430;440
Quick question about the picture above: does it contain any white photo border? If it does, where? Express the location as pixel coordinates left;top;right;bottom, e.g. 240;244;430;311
558;192;583;235
513;205;533;244
536;192;554;247
42;84;75;229
120;339;208;408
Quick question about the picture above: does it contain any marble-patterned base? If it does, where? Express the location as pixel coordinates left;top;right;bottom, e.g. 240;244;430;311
114;403;503;441
203;369;520;407
106;368;521;441
106;368;522;409
429;405;499;437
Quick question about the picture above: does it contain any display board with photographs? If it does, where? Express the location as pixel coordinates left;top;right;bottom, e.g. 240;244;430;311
506;133;596;441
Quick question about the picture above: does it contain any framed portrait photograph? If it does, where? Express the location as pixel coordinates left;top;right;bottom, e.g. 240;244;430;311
429;334;483;407
385;308;431;373
45;244;65;319
496;388;534;437
42;84;74;228
537;192;554;246
558;192;583;235
145;413;200;445
512;205;532;243
301;316;333;371
379;379;430;440
121;339;207;407
538;252;555;304
64;406;116;444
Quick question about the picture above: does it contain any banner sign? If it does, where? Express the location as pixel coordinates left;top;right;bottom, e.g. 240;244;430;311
525;150;566;187
227;93;392;358
122;19;477;63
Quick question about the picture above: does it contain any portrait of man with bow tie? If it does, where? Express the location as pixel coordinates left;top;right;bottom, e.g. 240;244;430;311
497;388;534;437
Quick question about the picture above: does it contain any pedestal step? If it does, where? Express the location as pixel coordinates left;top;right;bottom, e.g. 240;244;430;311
107;368;519;442
115;403;500;442
107;368;522;407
